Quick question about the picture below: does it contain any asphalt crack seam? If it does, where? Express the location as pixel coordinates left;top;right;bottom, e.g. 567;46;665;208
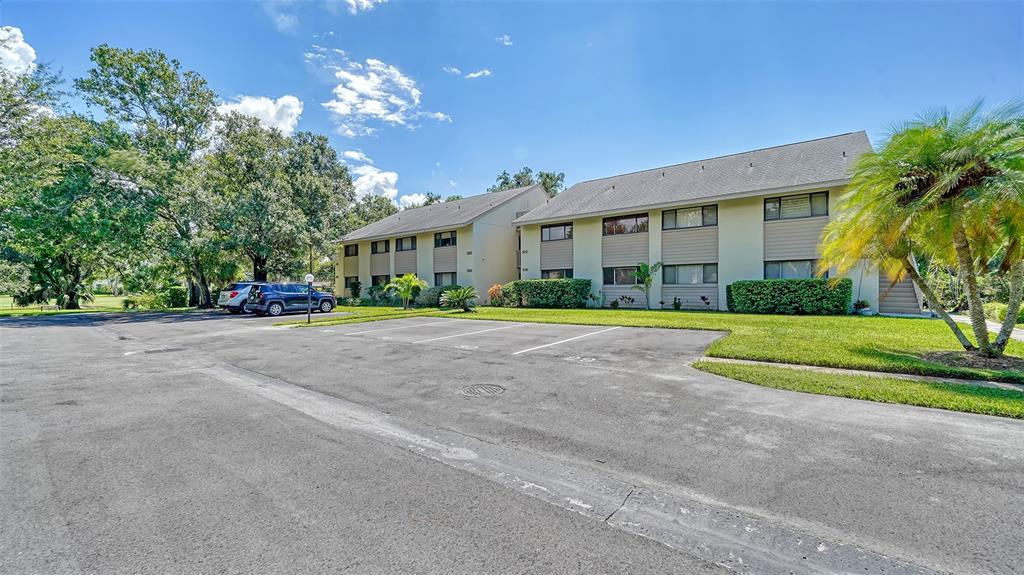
604;485;636;523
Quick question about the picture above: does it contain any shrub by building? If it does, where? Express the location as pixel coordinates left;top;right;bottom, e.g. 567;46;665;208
727;278;852;315
499;279;591;308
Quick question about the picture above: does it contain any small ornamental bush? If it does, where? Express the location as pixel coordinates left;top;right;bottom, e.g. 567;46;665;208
487;283;505;306
415;284;463;307
726;278;852;315
501;279;591;309
984;302;1024;324
165;285;188;307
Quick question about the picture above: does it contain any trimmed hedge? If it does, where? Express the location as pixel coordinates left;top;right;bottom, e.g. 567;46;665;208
166;285;188;307
500;279;591;309
983;302;1024;325
727;278;852;315
415;284;463;307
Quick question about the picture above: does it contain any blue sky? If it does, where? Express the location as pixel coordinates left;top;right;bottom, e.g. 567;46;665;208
3;1;1022;207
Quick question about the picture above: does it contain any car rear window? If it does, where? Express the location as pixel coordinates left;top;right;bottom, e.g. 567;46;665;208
226;283;249;291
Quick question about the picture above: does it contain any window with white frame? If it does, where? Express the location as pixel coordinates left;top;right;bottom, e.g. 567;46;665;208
663;205;718;229
764;192;828;221
663;264;718;284
434;231;457;247
344;276;359;289
434;272;457;286
396;236;416;251
371;274;390;286
371;240;389;254
602;267;638;285
541;269;573;279
602;214;649;235
344;244;358;257
541;223;573;241
764;260;825;279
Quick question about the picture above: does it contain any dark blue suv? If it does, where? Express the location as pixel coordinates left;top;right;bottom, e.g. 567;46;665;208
247;283;336;317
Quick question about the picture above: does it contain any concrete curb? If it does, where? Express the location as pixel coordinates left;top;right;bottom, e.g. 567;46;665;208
696;357;1024;392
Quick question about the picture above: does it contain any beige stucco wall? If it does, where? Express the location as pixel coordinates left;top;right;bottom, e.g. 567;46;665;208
520;224;541;279
716;196;764;309
572;217;604;304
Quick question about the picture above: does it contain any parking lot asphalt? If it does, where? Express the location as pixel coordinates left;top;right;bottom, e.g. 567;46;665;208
3;311;1023;574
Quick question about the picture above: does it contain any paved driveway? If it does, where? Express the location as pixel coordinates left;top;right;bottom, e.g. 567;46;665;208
2;312;1022;574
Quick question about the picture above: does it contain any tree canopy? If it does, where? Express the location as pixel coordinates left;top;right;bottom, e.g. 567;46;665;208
486;166;565;198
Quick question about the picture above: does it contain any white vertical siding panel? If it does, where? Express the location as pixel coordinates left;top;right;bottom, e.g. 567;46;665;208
661;286;718;310
763;217;828;260
602;233;649;267
394;250;417;275
661;227;718;264
433;246;457;272
540;239;573;269
370;253;390;275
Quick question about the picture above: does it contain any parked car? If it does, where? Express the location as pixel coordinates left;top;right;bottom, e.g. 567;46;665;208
218;282;255;314
247;283;336;317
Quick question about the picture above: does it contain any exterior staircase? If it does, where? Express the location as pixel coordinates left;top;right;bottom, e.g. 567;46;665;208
878;272;925;315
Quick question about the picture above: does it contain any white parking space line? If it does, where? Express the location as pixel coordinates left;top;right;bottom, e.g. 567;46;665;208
511;326;621;355
342;320;457;336
412;323;525;344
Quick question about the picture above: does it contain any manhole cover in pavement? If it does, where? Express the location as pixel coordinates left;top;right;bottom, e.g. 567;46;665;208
461;384;505;397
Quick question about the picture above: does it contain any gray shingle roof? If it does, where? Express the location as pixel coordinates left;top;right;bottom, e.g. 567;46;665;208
341;183;543;242
514;132;872;225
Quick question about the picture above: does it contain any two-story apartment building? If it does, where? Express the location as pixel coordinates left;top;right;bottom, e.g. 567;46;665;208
513;132;923;313
336;184;549;301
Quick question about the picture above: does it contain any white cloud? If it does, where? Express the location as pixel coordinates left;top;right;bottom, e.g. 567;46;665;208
345;0;387;14
351;164;399;200
0;26;37;76
465;69;491;80
398;193;426;208
449;180;457;188
442;65;462;76
263;2;299;33
495;34;513;46
318;50;450;137
341;150;372;164
217;95;304;135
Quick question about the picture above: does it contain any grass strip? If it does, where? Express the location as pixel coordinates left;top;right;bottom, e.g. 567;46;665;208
693;359;1024;419
421;307;1023;383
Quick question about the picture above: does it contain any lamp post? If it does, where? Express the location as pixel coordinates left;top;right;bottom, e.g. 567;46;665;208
304;273;315;324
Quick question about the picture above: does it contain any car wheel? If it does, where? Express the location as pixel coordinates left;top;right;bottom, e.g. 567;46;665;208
267;302;284;317
319;299;334;313
240;302;250;314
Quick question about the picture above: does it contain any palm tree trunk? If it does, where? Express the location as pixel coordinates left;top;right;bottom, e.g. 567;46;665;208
901;256;976;351
952;223;994;356
994;261;1023;352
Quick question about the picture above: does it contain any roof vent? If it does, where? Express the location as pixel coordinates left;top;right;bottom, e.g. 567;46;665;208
661;171;665;177
749;162;753;167
842;151;847;157
701;165;704;171
612;185;616;190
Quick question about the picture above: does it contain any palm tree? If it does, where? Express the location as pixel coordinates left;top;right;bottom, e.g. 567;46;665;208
385;273;427;309
631;262;662;310
439;286;478;312
821;102;1024;357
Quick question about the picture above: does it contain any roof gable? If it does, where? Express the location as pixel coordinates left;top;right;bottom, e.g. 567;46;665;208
342;183;542;242
515;132;871;225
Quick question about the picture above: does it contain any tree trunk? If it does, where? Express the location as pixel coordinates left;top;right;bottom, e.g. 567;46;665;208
190;258;213;309
952;222;995;356
994;261;1023;353
902;256;976;351
253;256;268;282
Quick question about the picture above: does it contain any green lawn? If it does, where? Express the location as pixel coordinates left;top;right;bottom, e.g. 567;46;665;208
0;295;128;317
423;307;1024;383
694;360;1024;419
276;305;455;327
